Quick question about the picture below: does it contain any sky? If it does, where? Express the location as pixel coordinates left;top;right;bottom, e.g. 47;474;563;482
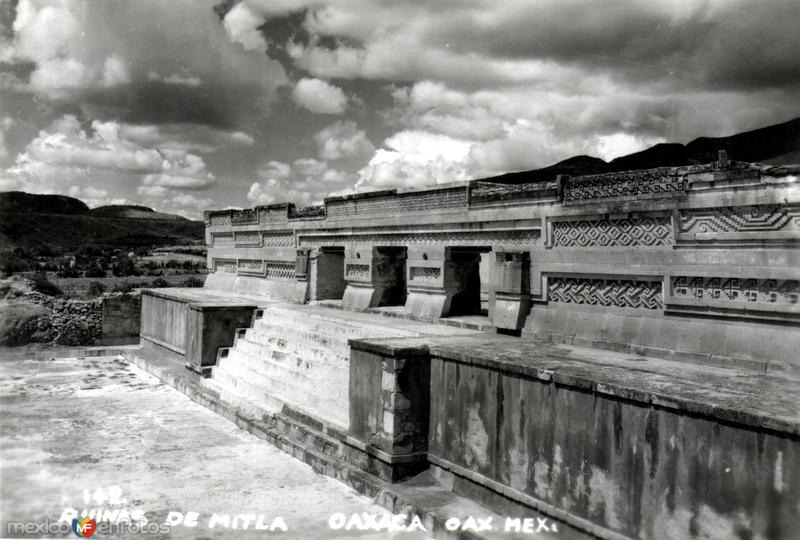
0;0;798;219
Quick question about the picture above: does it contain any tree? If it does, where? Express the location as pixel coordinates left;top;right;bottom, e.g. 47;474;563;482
86;264;106;278
87;281;106;297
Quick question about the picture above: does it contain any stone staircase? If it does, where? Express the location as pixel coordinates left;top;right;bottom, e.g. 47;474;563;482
206;305;416;431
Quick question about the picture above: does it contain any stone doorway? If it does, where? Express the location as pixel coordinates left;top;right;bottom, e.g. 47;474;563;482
372;246;407;307
309;247;345;301
446;247;488;317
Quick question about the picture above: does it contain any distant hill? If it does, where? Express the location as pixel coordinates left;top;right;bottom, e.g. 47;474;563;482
88;205;185;220
484;116;800;184
0;192;90;216
0;192;204;250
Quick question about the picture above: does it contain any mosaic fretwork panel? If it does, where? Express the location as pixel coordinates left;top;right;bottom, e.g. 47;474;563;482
259;207;288;223
262;232;295;247
237;259;264;275
345;264;370;280
300;230;539;247
211;233;234;247
326;189;467;218
264;262;295;280
680;205;800;235
563;168;688;204
548;277;663;309
552;216;673;247
209;213;231;226
212;259;236;273
410;267;441;282
233;231;261;247
231;209;258;225
671;277;799;305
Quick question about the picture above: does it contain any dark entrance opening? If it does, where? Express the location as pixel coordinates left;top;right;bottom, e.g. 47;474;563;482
374;246;407;306
447;247;491;317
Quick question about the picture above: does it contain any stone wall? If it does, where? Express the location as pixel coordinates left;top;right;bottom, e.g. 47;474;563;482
202;156;800;369
14;288;141;346
426;352;798;540
101;293;142;345
22;290;102;345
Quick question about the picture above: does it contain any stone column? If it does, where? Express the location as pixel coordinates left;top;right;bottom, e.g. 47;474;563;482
342;246;406;310
290;249;311;303
348;340;430;482
405;246;481;319
490;250;531;331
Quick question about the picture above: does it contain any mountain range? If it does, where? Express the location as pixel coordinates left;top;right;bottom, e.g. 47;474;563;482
0;192;203;250
482;116;800;184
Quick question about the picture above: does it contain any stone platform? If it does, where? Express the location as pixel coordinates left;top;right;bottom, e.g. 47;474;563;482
127;302;800;540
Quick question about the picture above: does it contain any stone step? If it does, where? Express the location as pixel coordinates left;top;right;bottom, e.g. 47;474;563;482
257;308;410;340
236;334;350;365
216;349;348;396
230;339;349;375
247;325;351;356
211;366;348;426
265;306;417;336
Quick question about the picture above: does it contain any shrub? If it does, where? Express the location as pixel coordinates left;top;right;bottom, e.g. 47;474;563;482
86;264;107;278
111;282;134;293
181;276;205;288
31;274;63;297
86;281;106;297
150;277;170;288
0;302;53;346
57;267;81;278
0;251;32;276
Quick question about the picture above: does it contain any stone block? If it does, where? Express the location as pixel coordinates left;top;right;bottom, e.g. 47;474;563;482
184;303;256;375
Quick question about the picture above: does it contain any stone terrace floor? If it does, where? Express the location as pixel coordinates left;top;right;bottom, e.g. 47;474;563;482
0;355;429;539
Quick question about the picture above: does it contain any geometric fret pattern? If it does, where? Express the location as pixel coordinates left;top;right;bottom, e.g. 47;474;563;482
237;259;264;274
680;205;800;234
345;264;371;281
265;262;296;280
410;267;441;282
563;168;688;204
548;277;663;309
299;230;539;247
212;259;237;273
326;188;467;218
231;209;258;225
233;231;261;247
262;232;295;247
671;277;799;305
552;216;673;247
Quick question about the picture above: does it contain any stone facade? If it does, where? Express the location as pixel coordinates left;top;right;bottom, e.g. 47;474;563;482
203;156;799;369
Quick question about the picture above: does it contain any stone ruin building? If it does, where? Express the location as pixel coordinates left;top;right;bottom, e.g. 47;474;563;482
130;152;800;539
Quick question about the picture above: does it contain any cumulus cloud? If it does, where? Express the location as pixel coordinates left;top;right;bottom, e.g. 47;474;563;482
248;157;357;206
5;0;287;124
227;0;799;183
67;185;128;208
223;2;272;52
356;130;473;191
1;114;216;195
292;78;348;114
101;55;131;87
313;120;374;162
